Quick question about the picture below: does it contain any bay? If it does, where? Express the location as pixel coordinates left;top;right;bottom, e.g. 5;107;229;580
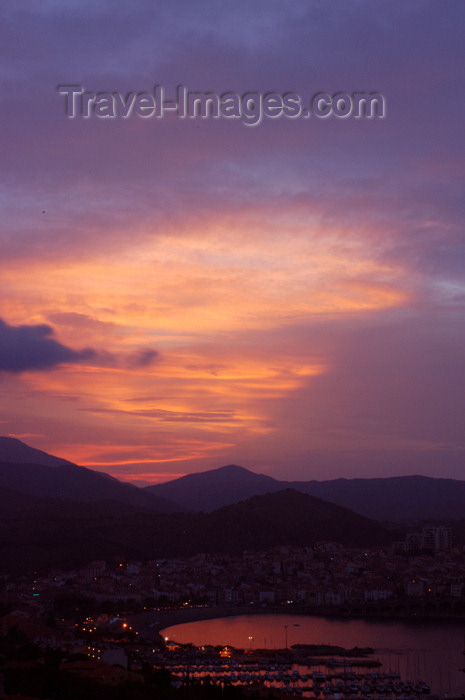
162;613;465;696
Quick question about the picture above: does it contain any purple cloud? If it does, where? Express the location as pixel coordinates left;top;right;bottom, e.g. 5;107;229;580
0;318;96;373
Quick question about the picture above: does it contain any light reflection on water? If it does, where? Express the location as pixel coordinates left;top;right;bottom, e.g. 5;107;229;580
161;613;465;696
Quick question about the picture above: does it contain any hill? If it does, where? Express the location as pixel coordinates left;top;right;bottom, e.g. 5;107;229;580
183;488;391;552
0;488;391;574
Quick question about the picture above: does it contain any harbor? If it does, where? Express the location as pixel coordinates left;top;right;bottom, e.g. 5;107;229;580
159;650;434;698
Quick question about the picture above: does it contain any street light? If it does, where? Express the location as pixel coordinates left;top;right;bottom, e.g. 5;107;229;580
284;623;300;649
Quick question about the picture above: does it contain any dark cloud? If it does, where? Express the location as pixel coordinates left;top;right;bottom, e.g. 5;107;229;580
125;349;159;369
0;318;161;374
0;318;97;373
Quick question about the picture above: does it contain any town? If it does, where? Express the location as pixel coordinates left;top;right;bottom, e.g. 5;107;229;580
1;526;463;698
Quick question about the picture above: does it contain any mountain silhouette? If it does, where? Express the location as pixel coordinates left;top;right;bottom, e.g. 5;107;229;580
0;436;180;513
0;436;75;467
146;464;465;522
145;463;284;511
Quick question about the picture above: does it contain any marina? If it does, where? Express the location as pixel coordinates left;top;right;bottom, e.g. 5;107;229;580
158;613;465;696
163;654;434;698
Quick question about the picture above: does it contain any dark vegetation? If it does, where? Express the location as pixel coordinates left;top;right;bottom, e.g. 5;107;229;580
0;486;392;574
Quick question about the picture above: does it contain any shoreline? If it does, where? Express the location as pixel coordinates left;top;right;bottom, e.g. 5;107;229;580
131;605;271;640
130;604;465;642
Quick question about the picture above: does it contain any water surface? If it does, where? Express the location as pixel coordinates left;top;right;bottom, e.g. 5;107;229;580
162;613;465;695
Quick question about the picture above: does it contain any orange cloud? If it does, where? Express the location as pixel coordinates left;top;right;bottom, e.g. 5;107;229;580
0;204;414;477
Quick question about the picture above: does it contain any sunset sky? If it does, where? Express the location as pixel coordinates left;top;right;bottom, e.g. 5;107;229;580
1;1;464;484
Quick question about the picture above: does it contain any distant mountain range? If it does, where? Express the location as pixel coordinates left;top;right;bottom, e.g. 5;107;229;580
3;437;465;523
146;464;465;522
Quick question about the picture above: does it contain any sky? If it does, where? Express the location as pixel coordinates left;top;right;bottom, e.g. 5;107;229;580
1;0;464;484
